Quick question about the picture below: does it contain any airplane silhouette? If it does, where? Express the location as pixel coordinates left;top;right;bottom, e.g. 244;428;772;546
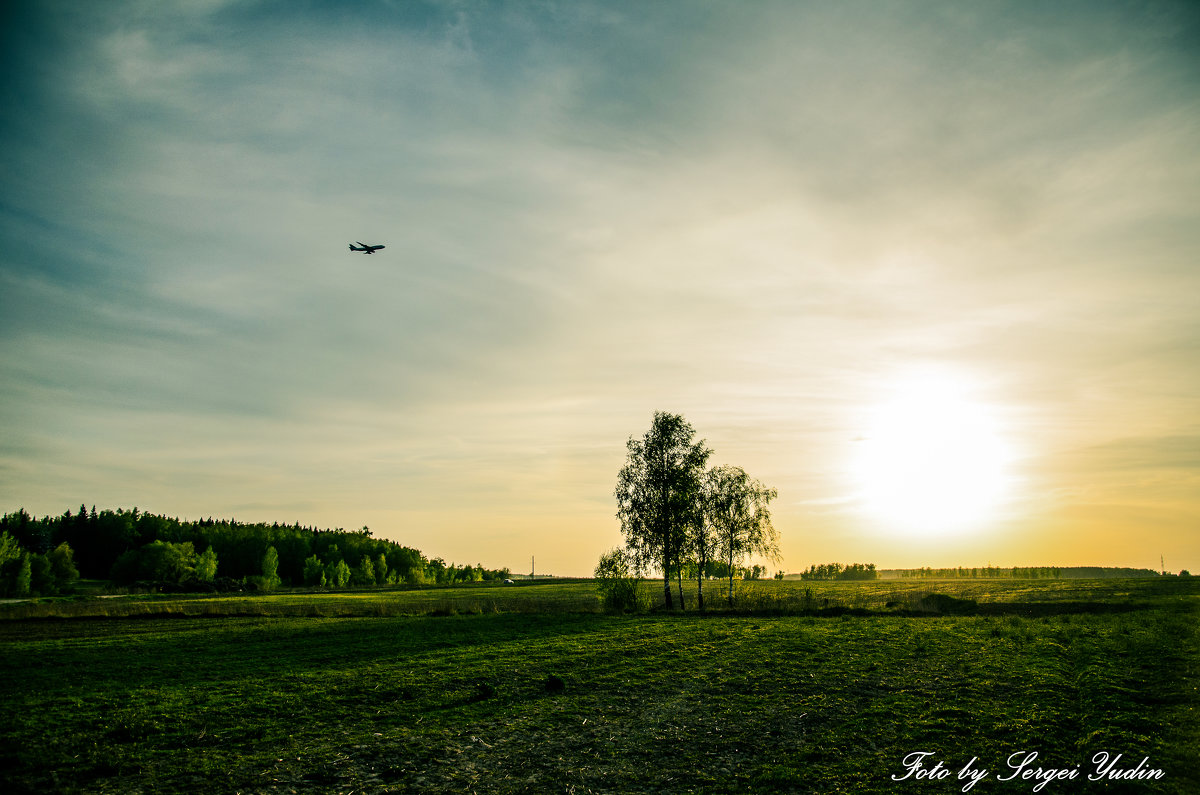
349;242;385;254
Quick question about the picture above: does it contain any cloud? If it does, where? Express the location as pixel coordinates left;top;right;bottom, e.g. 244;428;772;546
1;1;1199;572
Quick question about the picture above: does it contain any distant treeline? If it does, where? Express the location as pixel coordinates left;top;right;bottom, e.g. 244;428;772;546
680;561;771;581
0;530;79;598
798;562;878;581
0;506;510;595
877;566;1164;579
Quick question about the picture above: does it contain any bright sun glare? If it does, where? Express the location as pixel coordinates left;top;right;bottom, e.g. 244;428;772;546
853;372;1014;537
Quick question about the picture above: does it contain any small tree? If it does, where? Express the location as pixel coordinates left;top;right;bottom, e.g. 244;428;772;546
0;531;21;569
708;465;779;606
260;546;281;590
109;540;197;586
14;552;31;597
332;559;352;588
47;543;81;590
355;556;376;586
303;554;327;587
30;554;55;595
594;548;645;613
374;553;388;585
194;547;218;582
690;466;730;611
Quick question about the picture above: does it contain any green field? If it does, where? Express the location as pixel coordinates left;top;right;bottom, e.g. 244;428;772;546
1;578;1197;793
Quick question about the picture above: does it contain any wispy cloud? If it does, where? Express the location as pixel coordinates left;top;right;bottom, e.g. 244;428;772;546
2;1;1198;572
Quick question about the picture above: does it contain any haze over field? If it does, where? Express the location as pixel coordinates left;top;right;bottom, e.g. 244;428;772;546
2;1;1198;576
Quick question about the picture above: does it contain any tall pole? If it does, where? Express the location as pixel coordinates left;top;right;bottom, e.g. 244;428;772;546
532;555;535;579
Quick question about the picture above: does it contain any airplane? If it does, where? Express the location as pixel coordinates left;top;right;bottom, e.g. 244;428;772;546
349;242;385;254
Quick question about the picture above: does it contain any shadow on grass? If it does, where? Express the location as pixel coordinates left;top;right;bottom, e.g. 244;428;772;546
655;594;1154;618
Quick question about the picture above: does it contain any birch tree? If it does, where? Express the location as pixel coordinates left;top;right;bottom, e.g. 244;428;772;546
615;412;710;609
708;464;779;606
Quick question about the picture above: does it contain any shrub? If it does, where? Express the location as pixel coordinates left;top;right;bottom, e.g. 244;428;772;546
194;547;218;582
259;546;281;591
594;548;646;613
110;541;198;586
329;559;351;588
14;552;32;597
354;556;376;586
302;555;327;587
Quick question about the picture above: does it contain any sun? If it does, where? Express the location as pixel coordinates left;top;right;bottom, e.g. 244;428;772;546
852;372;1014;537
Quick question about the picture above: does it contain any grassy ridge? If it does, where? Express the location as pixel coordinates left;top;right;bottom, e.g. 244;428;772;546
1;576;1187;620
0;579;1196;793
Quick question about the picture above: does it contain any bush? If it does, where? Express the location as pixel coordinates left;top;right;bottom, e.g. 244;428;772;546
194;547;218;582
259;546;281;590
594;548;646;613
110;541;198;586
302;555;327;587
327;559;351;588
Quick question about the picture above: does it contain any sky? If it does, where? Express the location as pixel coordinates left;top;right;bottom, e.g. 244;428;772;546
2;0;1198;576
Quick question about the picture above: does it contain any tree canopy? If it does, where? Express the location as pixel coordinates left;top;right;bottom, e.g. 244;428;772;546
0;531;79;597
0;507;510;592
613;412;779;611
615;411;711;609
704;464;779;606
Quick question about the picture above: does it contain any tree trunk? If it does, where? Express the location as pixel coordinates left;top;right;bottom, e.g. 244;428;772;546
727;551;736;606
660;454;673;610
661;531;674;609
677;568;685;610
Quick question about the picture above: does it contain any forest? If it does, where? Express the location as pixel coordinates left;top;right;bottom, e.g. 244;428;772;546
797;562;878;580
0;506;510;597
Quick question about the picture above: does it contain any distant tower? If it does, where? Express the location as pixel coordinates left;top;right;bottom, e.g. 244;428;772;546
1161;554;1165;576
531;555;535;579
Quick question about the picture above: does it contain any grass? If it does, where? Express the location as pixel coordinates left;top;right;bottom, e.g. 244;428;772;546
2;575;1183;620
0;578;1196;793
0;578;602;619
